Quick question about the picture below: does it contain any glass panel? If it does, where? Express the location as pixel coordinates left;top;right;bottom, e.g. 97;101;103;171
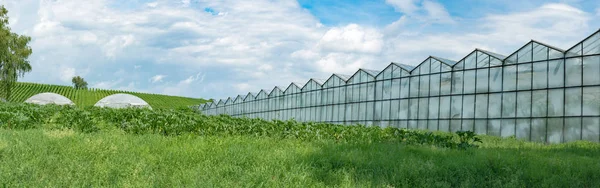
476;69;488;93
428;120;438;131
390;100;399;120
429;97;439;119
419;98;428;119
374;101;382;120
565;88;582;116
501;119;516;137
567;44;582;57
375;81;383;100
488;93;502;118
392;79;401;98
549;48;563;59
489;67;503;92
503;65;517;91
410;76;419;97
429;74;440;96
418;120;427;130
383;80;392;99
517;91;531;117
462;95;475;118
476;51;490;68
463;70;476;94
465;53;476;69
475;94;488;118
583;32;600;55
502;92;516;118
451;96;462;119
440;73;452;95
450;120;462;132
547;118;563;143
548;60;564;88
400;78;410;98
531;118;546;142
399;99;409;119
564;118;581;142
583;87;600;116
506;53;517;64
409;99;419;119
532;61;548;89
532;43;548;61
452;71;463;94
474;120;487;135
516;119;531;141
582;56;600;85
382;100;390;120
408;120;418;130
439;120;449;132
518;43;533;63
565;58;582;87
532;90;547;117
462;120;474;132
582;117;599;142
517;63;532;90
419;75;429;97
488;120;501;137
439;96;451;119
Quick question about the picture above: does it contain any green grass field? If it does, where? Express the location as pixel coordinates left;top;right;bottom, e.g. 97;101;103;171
7;82;208;108
0;102;599;187
1;129;599;187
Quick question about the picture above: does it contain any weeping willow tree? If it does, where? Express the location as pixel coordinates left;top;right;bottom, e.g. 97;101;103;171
0;5;32;101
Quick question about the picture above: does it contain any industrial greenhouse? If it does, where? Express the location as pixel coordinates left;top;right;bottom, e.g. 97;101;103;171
199;29;600;143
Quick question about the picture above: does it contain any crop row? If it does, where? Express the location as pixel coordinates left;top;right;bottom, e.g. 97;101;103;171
7;82;208;109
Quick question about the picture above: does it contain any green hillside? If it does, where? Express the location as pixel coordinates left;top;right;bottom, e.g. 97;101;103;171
6;82;208;109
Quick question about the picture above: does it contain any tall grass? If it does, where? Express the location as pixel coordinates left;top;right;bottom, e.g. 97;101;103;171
0;129;598;187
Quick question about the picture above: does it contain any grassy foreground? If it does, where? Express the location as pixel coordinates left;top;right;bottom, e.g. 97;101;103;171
0;102;599;187
1;128;599;187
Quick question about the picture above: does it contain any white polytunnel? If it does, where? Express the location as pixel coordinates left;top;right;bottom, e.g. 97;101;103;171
24;92;74;105
94;93;152;109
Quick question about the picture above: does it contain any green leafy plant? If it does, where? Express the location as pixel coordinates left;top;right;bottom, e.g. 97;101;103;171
455;131;482;149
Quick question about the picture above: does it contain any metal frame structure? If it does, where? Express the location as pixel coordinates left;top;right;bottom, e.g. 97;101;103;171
200;29;600;143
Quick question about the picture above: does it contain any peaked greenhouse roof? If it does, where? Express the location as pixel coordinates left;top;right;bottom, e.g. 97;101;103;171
390;62;415;72
505;40;565;64
566;29;600;57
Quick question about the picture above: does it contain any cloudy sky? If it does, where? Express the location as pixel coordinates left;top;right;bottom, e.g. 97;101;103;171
2;0;600;100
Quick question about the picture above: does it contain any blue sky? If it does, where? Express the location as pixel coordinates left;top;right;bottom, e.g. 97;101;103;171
2;0;600;100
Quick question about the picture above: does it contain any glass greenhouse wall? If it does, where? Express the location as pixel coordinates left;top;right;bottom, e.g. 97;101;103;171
199;30;600;143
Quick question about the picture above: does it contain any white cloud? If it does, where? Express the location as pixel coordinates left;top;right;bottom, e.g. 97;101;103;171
59;67;76;83
385;0;454;24
317;24;383;54
146;2;158;8
150;74;167;83
385;0;420;14
422;1;454;24
92;79;124;89
180;72;205;85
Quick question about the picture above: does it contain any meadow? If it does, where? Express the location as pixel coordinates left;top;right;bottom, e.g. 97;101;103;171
0;102;599;187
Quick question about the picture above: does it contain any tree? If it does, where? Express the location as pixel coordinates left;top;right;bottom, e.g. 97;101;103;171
72;76;88;89
0;6;32;100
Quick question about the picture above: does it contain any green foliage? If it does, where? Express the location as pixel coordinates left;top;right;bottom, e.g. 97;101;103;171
9;82;208;108
0;129;598;187
0;102;479;148
71;76;88;89
0;5;33;100
455;130;482;149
